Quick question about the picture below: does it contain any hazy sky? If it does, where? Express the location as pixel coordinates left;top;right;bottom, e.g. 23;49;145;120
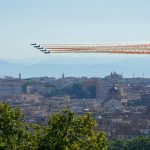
0;0;150;63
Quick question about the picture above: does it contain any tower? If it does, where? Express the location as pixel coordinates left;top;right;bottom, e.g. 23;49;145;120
62;73;65;79
19;73;21;79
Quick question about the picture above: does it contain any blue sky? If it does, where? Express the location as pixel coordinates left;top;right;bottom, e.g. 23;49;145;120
0;0;150;66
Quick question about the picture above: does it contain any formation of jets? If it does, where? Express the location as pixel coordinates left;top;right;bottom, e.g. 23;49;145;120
31;42;150;54
30;43;50;54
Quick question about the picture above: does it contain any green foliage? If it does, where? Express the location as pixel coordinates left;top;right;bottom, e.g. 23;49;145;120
0;103;37;150
43;83;97;99
38;110;107;150
0;103;107;150
108;136;150;150
71;83;96;99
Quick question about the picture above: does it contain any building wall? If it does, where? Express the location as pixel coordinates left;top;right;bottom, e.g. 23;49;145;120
0;82;22;97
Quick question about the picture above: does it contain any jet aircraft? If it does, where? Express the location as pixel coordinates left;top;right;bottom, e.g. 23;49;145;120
34;45;40;48
37;47;44;49
30;43;36;46
44;51;50;54
40;49;47;52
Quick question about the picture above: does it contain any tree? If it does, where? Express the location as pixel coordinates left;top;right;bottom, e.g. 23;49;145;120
108;136;150;150
0;103;37;150
0;103;107;150
38;110;107;150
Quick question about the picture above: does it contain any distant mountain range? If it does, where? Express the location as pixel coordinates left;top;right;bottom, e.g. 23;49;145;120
0;56;150;78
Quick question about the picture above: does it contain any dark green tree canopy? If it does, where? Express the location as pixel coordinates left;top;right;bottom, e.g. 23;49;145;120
0;103;107;150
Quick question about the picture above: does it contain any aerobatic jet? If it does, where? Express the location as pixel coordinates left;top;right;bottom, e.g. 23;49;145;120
30;43;36;46
44;51;50;54
40;49;47;52
34;45;40;48
37;47;44;49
